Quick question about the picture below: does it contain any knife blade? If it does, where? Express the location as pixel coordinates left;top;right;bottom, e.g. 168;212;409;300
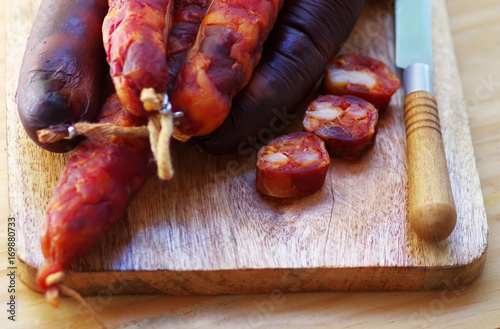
395;0;456;242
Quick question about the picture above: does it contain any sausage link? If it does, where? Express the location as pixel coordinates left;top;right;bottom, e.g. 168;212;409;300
102;0;172;117
195;0;366;155
36;95;155;293
171;0;284;138
16;0;109;153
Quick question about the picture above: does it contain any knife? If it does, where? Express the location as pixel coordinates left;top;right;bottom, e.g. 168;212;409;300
395;0;456;242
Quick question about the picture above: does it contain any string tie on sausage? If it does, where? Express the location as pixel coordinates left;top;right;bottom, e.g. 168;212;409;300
37;122;150;143
140;88;179;180
36;88;183;181
43;270;107;328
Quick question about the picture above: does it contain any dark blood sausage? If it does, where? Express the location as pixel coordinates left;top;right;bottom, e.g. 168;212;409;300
36;95;155;300
257;132;330;198
167;0;212;93
324;54;401;110
102;0;172;117
170;0;284;139
195;0;366;155
303;95;378;160
16;0;109;153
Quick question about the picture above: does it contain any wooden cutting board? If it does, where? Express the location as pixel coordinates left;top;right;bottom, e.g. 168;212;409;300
6;0;488;295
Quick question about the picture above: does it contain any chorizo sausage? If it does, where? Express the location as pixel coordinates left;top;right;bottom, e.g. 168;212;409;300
36;95;155;298
102;0;172;117
195;0;366;155
170;0;284;139
257;132;330;198
167;0;212;93
324;54;400;110
16;0;109;153
303;95;378;159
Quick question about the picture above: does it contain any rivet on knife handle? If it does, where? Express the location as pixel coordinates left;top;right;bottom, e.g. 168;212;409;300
404;90;456;242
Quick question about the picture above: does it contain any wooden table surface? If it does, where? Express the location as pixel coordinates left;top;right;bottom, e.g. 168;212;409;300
1;0;499;328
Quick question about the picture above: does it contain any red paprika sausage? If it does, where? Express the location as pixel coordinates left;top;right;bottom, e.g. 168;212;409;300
102;0;172;117
167;0;212;93
303;95;378;160
257;132;330;198
195;0;366;155
171;0;284;139
16;0;109;153
324;54;401;110
36;95;155;299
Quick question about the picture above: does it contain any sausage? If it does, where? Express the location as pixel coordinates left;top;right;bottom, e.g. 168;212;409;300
324;54;400;110
256;132;330;198
170;0;284;139
167;0;212;93
36;95;155;298
102;0;172;117
195;0;366;155
16;0;109;153
303;95;378;160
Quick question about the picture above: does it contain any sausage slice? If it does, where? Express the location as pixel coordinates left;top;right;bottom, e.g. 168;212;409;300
303;95;378;160
257;132;330;198
324;54;400;110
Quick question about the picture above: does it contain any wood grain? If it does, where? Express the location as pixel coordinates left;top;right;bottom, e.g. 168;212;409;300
6;0;487;297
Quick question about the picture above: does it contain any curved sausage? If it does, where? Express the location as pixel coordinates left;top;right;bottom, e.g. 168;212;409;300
170;0;284;139
36;95;154;297
195;0;366;155
257;132;330;198
303;95;378;159
102;0;172;117
16;0;109;153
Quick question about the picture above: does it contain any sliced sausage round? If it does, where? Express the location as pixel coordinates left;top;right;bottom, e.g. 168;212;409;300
303;95;378;160
324;54;400;110
256;132;330;198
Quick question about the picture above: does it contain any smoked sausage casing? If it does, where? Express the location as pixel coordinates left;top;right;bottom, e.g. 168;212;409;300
195;0;366;155
16;0;109;153
36;95;155;293
102;0;172;117
167;0;212;93
171;0;284;138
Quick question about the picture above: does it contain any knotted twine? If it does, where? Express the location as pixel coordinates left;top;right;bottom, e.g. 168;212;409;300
36;88;177;180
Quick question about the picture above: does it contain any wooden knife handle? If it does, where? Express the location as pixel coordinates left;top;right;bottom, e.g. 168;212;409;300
404;91;456;242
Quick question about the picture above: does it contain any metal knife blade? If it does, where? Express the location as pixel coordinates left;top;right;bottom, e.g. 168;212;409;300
395;0;433;95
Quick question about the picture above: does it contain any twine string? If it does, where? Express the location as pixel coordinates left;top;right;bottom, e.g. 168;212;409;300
35;88;177;180
44;271;107;329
